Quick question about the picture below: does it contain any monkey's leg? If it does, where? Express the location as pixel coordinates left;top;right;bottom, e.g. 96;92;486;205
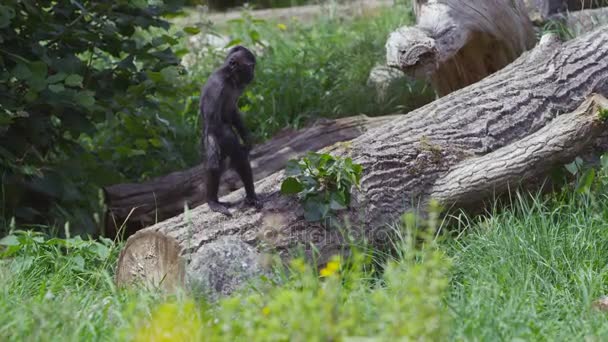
231;148;263;210
205;135;232;216
206;168;233;216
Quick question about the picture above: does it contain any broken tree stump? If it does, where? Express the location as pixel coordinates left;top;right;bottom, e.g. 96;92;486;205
104;114;399;238
386;0;536;97
116;27;608;296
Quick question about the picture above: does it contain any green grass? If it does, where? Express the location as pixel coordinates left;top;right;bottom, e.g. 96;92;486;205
4;173;608;340
0;225;451;341
448;189;608;340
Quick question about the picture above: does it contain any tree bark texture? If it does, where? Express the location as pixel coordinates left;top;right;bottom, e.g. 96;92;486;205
116;28;608;295
104;115;398;238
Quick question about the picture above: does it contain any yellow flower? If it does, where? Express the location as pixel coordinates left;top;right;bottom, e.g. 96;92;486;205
262;306;271;316
277;23;287;31
320;257;341;277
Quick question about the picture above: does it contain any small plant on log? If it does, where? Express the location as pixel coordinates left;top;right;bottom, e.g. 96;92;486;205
280;152;362;223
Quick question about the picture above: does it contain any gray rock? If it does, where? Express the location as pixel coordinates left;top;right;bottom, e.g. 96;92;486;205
186;237;266;299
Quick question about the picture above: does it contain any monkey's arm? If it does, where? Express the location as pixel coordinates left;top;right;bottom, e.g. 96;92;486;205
232;110;252;151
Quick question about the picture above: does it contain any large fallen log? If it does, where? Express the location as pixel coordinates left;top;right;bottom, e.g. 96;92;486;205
104;114;398;238
116;28;608;296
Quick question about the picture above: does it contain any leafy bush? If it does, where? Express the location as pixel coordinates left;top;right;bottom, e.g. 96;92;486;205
280;152;362;223
0;1;194;234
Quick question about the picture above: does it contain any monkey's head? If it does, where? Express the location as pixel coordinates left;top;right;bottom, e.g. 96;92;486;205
225;45;256;85
385;26;438;80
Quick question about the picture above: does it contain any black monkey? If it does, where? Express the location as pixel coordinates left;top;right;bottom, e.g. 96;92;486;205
200;45;262;216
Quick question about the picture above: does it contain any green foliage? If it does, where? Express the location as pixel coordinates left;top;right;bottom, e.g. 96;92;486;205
562;153;608;194
0;1;195;233
0;230;117;285
281;152;362;222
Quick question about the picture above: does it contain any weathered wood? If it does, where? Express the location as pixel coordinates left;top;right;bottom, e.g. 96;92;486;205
116;28;608;295
431;95;608;209
386;0;536;96
104;114;398;238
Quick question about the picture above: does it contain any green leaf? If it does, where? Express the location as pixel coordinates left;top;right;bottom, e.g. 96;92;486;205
0;245;21;258
162;34;179;45
71;255;85;271
75;91;95;109
48;84;65;93
225;39;243;48
129;149;146;157
285;160;302;176
162;11;188;19
352;164;363;185
64;74;83;87
24;90;38;102
29;61;47;79
47;72;68;84
27;76;47;92
160;66;179;83
148;138;162;148
0;235;19;246
13;63;31;80
281;177;303;195
94;243;110;260
0;5;15;29
146;71;163;83
565;160;580;176
330;199;347;211
576;168;596;194
183;26;201;35
249;30;261;43
303;199;329;222
329;191;347;210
